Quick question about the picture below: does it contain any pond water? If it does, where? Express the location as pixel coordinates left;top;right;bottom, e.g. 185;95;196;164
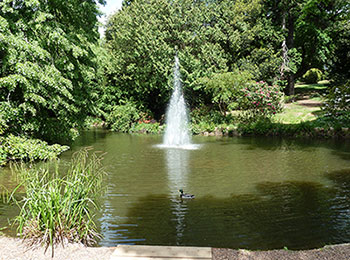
1;129;350;250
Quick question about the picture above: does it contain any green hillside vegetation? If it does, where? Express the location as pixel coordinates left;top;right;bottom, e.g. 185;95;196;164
0;0;349;166
0;0;349;250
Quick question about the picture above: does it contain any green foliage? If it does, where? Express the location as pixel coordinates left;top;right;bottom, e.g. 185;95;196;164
13;149;105;255
240;81;284;120
131;121;163;134
262;0;348;94
302;68;323;84
0;0;104;143
0;134;69;166
322;81;350;125
199;70;253;115
190;105;235;134
329;10;350;82
104;0;281;117
236;117;350;138
0;146;6;167
191;106;232;125
106;103;141;132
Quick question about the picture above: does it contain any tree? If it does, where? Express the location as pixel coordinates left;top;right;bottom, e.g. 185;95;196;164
328;1;350;83
104;0;228;117
264;0;349;95
200;70;253;115
211;0;282;81
0;0;105;143
104;0;281;117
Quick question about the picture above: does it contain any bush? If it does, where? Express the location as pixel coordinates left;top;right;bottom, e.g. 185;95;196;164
13;149;105;256
200;69;254;115
190;106;232;125
0;135;69;166
302;68;323;84
0;146;6;167
322;81;350;125
131;121;163;134
239;81;284;121
189;105;236;134
106;103;141;132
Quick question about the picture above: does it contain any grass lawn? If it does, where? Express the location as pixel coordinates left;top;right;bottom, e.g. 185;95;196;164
274;101;322;124
274;81;329;124
294;80;329;97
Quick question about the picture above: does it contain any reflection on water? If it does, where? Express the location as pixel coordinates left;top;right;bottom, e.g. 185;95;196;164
166;149;190;196
118;179;350;250
166;148;190;245
1;131;350;249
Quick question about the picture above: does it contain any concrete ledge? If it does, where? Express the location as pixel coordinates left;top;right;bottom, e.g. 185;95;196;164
111;245;212;260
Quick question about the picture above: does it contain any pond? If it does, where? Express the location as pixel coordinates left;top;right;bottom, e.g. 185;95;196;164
1;129;350;250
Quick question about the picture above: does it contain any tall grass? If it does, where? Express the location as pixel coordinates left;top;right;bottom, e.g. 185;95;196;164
12;149;105;256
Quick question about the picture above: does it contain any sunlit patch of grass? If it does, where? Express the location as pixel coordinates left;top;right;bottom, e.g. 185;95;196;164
296;80;329;90
11;149;106;257
273;102;322;124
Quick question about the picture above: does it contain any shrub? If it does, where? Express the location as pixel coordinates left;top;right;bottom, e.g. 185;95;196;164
239;81;284;121
131;121;163;134
0;112;8;136
13;149;105;256
190;106;232;125
0;135;69;166
200;69;254;115
0;146;6;167
189;105;236;134
302;68;323;84
322;81;350;125
106;103;141;132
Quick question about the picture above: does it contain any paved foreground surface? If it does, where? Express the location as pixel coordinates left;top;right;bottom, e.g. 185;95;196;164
2;236;350;259
111;245;211;260
213;244;350;260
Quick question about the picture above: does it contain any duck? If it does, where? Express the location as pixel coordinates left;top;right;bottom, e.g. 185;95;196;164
179;189;195;199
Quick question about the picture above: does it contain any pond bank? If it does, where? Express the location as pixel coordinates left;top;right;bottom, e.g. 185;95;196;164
1;236;350;260
213;244;350;260
0;236;114;260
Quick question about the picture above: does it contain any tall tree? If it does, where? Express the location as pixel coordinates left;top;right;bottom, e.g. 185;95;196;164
327;1;350;83
264;0;348;95
0;0;105;142
104;0;280;116
105;0;228;116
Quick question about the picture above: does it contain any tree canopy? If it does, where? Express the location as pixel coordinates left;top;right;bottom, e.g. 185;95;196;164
0;0;349;146
0;0;104;143
103;0;283;117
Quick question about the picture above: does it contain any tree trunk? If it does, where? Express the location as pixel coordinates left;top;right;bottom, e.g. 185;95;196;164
285;10;296;96
280;12;289;79
287;74;295;96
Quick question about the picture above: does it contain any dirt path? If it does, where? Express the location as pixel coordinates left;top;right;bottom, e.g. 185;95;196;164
294;98;323;107
284;97;323;109
2;235;350;260
213;244;350;260
0;236;114;260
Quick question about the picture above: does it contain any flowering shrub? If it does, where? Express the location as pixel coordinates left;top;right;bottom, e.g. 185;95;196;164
131;114;163;134
240;81;284;120
322;81;350;124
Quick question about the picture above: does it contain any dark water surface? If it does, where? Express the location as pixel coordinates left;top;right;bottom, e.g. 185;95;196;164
1;129;350;250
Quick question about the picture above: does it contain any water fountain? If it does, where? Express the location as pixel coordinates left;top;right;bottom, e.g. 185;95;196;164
160;54;199;150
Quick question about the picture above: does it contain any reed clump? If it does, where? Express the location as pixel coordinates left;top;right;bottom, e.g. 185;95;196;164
12;149;105;256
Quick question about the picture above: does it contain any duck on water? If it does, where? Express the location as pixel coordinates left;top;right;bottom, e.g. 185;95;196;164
179;189;195;199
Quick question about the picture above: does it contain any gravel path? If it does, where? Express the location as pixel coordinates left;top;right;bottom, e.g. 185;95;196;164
0;236;114;260
213;244;350;260
2;235;350;260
